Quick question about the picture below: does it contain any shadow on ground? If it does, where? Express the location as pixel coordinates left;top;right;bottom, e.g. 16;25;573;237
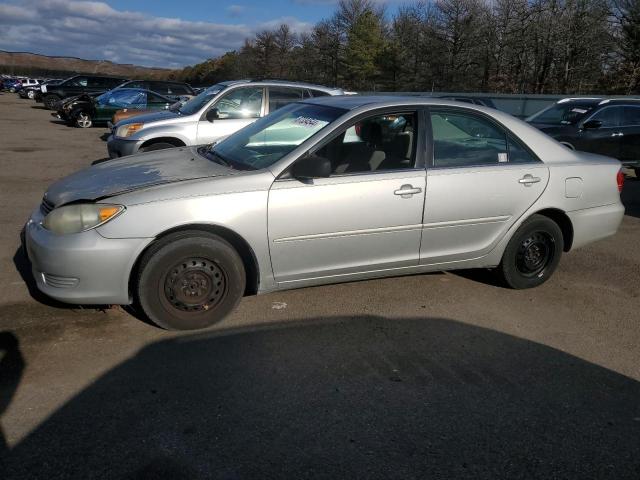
3;316;640;479
0;332;24;476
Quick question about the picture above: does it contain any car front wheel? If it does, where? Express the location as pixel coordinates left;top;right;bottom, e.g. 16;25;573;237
75;112;93;128
497;214;563;289
43;95;59;110
136;231;246;330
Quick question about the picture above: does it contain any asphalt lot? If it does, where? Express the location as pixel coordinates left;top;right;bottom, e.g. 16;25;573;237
0;92;639;479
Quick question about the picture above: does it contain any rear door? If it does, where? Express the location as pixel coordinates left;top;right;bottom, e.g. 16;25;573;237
577;106;624;159
421;108;549;264
196;86;265;144
619;106;640;164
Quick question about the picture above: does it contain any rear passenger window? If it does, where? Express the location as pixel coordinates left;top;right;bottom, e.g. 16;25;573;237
431;111;507;167
622;106;640;126
507;134;540;164
269;87;303;112
309;89;330;97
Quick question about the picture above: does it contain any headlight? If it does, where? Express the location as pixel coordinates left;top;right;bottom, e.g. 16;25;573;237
115;123;144;138
42;204;124;235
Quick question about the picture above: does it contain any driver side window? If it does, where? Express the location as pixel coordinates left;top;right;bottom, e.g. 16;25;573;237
314;112;418;175
213;87;264;119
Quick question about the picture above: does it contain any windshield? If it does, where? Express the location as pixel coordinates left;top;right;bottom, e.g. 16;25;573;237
179;83;226;115
202;103;346;170
527;103;595;125
97;89;146;107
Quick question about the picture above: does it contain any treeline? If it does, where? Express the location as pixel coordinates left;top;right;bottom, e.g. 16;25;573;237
177;0;640;95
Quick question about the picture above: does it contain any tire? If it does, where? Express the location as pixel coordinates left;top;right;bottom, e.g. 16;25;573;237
44;95;59;110
139;142;178;153
496;214;563;289
136;231;246;330
75;112;93;128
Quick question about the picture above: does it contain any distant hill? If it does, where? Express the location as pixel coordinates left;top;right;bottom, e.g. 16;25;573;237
0;51;179;80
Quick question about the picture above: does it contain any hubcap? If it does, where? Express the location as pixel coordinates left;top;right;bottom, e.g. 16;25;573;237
516;232;554;277
163;258;226;313
78;114;91;128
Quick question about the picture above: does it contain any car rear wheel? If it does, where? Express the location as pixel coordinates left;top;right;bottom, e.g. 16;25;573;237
75;112;93;128
496;214;563;289
44;95;59;110
136;231;246;330
139;142;178;153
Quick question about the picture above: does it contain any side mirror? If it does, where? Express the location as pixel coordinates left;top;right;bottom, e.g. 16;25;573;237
582;119;602;130
291;153;331;180
206;108;220;122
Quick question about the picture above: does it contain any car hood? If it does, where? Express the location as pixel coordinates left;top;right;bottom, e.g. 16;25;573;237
45;146;233;206
116;109;182;126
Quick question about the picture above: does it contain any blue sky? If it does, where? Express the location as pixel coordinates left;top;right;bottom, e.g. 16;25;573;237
0;0;352;69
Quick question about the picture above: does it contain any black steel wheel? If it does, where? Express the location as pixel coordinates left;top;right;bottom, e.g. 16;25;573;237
136;231;246;330
497;214;563;289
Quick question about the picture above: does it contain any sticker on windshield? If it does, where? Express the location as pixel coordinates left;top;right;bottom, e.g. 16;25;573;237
571;108;588;114
293;116;321;128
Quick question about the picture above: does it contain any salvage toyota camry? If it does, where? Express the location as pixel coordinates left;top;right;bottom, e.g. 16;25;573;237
23;96;625;330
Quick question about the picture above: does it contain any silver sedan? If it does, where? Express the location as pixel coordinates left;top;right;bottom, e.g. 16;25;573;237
24;96;625;330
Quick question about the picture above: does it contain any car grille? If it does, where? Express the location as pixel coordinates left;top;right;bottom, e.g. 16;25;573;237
40;197;55;215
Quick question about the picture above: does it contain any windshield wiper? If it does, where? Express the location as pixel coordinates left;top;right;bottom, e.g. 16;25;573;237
199;146;231;167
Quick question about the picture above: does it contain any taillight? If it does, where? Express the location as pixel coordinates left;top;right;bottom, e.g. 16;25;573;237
617;169;625;193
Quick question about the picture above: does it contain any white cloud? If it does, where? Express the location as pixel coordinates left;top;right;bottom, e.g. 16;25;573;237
226;4;247;17
0;0;311;68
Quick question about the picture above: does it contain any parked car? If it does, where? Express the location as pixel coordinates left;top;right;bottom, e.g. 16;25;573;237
24;96;624;330
3;78;23;92
110;97;187;127
40;74;127;110
107;80;344;157
117;80;195;100
527;98;640;177
57;88;176;128
14;78;40;94
19;79;47;99
34;79;63;103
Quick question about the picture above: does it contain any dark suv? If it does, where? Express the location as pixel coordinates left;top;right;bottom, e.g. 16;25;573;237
527;98;640;176
117;80;194;100
41;75;127;109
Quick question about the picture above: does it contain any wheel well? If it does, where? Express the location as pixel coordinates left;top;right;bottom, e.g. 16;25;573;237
129;224;260;299
534;208;573;251
140;137;185;149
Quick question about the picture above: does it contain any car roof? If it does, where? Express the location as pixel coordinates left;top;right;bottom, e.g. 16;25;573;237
218;79;342;93
557;97;640;106
302;95;486;110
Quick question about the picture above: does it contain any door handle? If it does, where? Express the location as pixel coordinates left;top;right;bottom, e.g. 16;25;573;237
394;184;422;198
518;174;541;186
611;132;624;137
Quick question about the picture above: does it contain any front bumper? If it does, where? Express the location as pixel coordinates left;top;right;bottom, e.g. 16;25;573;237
23;209;152;305
107;135;144;158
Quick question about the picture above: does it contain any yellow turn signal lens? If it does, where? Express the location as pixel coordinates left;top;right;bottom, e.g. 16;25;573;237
99;206;121;222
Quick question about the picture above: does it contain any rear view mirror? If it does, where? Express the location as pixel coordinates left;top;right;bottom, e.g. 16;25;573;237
291;153;331;180
582;119;602;130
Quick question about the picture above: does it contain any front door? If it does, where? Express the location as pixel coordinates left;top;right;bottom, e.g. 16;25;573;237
421;109;550;264
576;105;624;159
269;110;426;284
196;86;265;144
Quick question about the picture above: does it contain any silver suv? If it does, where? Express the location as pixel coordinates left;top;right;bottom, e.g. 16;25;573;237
107;80;344;157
